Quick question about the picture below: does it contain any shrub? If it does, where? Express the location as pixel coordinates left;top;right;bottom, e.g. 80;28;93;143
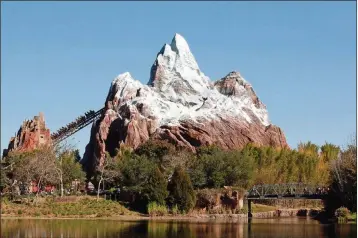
96;212;105;217
233;207;248;214
171;204;179;216
167;166;196;213
147;202;168;216
17;209;23;215
335;207;351;219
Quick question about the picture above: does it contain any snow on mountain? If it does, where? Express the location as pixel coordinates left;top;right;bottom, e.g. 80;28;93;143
109;33;270;128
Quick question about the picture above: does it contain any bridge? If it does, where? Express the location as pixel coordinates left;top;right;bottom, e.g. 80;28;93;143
245;183;329;217
51;107;105;145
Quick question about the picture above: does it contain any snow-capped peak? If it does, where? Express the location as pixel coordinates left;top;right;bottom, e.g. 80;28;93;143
107;34;270;127
171;33;190;53
148;33;211;104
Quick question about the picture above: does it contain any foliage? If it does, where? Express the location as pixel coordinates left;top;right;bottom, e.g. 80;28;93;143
7;147;59;193
134;140;175;165
73;149;81;162
2;133;355;216
147;202;168;216
334;207;351;218
189;148;254;189
167;166;196;213
95;153;122;200
0;160;11;192
298;141;319;155
171;204;179;215
58;150;86;189
328;135;357;213
320;143;340;162
120;155;168;211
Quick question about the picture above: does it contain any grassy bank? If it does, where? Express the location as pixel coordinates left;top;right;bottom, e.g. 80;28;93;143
1;196;314;220
1;196;136;218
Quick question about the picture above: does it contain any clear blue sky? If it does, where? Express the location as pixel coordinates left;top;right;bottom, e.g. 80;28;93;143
1;2;356;155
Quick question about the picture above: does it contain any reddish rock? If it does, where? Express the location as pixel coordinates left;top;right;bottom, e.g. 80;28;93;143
3;112;52;157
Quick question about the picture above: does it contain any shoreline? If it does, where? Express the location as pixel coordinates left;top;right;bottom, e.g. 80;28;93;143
0;208;321;221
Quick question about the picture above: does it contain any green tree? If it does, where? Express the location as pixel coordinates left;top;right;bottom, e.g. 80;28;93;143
298;141;319;156
190;149;254;189
167;166;196;213
73;149;81;162
59;151;86;191
142;167;168;206
120;155;168;211
320;143;340;162
134;139;175;165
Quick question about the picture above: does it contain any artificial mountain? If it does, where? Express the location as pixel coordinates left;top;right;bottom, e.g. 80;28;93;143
81;33;288;175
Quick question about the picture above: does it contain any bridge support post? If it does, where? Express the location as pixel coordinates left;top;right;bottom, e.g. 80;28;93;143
248;200;252;218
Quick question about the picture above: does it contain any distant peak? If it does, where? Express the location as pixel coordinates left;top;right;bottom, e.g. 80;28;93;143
170;33;190;53
117;72;132;80
225;71;242;78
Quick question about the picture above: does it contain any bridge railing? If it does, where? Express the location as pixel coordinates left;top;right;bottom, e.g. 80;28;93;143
246;183;329;199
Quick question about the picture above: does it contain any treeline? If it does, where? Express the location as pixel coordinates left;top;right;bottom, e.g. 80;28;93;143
1;136;356;215
92;137;356;213
1;144;85;201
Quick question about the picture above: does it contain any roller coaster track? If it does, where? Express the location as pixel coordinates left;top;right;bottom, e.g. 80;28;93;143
51;108;105;145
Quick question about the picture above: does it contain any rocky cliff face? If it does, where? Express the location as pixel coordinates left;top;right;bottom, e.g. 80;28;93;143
82;33;288;174
3;112;52;157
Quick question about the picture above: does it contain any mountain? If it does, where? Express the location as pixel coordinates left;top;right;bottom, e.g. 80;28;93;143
3;112;52;157
81;33;288;174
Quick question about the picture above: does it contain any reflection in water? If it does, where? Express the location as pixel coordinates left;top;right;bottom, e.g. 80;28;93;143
1;218;356;238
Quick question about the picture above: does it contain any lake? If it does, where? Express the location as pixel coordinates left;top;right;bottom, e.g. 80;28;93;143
1;217;356;238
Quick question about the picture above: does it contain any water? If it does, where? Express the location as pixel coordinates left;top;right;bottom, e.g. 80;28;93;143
1;217;356;238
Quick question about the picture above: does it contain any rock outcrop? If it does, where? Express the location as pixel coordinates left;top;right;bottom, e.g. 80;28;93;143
82;33;288;175
3;112;52;157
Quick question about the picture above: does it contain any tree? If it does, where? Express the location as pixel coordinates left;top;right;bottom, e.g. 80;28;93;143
298;141;319;156
329;135;357;213
58;150;86;193
95;152;121;200
141;167;168;207
54;143;85;197
120;155;168;211
134;139;175;165
320;143;340;162
73;149;82;162
167;166;196;213
189;149;254;189
8;147;58;203
160;150;193;180
0;160;11;193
